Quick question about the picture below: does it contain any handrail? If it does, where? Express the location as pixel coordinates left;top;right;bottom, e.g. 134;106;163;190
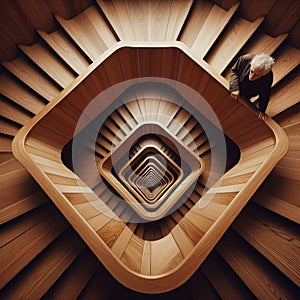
12;41;289;293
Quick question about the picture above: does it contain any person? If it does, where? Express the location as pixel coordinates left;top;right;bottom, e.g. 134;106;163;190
229;53;275;121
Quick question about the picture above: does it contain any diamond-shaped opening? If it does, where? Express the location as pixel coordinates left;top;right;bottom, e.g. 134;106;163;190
129;157;173;202
98;123;203;220
120;140;181;205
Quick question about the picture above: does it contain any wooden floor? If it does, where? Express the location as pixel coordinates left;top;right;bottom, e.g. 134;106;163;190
0;0;299;298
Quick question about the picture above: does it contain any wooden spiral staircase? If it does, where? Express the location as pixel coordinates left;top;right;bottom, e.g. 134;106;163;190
0;0;299;298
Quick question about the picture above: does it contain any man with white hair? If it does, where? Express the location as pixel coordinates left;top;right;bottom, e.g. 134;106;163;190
229;53;275;120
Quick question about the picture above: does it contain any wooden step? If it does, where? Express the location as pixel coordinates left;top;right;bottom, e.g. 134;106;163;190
98;125;120;147
115;105;138;131
0;206;68;287
150;233;183;275
55;5;117;62
0;73;46;114
0;152;14;165
42;249;99;299
0;133;13;153
0;117;20;136
171;223;195;258
0;230;85;299
19;41;76;88
263;0;299;37
0;157;24;174
273;147;300;172
167;108;191;135
0;95;32;125
120;233;144;273
202;250;256;299
252;189;300;225
179;0;214;48
254;174;300;224
272;44;300;86
0;204;53;247
0;189;49;225
217;229;299;299
205;16;264;74
37;29;90;75
103;117;127;141
191;3;239;59
0;167;41;213
97;0;192;41
176;117;198;142
2;56;61;101
233;203;300;286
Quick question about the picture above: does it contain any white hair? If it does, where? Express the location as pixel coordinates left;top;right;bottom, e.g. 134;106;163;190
251;53;275;72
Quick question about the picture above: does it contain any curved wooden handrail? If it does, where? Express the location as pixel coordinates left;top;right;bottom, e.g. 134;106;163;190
12;41;289;293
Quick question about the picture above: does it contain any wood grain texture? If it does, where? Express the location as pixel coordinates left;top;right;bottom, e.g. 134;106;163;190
97;0;192;41
37;29;90;75
0;0;297;297
0;230;85;299
233;203;300;286
55;6;117;61
205;16;264;73
19;42;76;88
217;230;299;299
2;57;61;101
11;42;289;293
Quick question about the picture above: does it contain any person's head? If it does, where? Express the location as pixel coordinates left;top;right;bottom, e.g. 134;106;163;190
249;53;275;81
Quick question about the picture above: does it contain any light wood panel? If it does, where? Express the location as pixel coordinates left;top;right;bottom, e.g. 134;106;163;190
205;16;264;73
179;0;214;47
37;29;90;75
191;3;239;59
97;0;193;41
0;95;32;126
2;57;61;101
55;6;117;61
0;73;46;113
272;45;300;86
19;42;76;88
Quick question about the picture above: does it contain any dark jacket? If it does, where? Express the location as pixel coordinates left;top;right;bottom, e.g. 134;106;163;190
229;54;273;113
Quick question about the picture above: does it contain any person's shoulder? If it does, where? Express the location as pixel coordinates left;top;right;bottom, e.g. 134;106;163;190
239;53;255;62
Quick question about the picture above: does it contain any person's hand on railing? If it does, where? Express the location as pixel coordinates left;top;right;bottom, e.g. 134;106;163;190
230;90;240;101
256;111;267;121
